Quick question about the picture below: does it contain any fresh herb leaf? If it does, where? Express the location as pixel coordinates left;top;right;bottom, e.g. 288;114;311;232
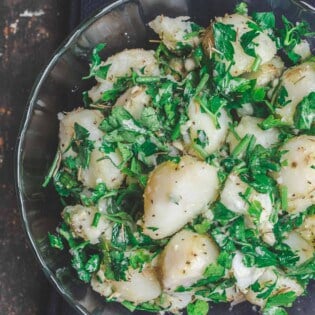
294;92;315;130
48;233;64;250
187;300;209;315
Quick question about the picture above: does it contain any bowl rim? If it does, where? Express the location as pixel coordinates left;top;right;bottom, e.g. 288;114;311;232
15;0;131;314
14;0;315;314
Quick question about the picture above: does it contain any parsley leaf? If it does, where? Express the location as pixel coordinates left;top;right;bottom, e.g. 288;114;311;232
294;92;315;130
213;22;237;61
187;300;209;315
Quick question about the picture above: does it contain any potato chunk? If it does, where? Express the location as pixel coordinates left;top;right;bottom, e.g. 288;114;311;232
275;61;315;125
227;116;279;153
188;100;230;156
58;108;104;157
149;15;200;51
62;205;112;244
142;155;219;239
160;230;219;291
88;49;160;102
202;14;276;76
91;264;161;304
114;86;151;120
274;135;315;213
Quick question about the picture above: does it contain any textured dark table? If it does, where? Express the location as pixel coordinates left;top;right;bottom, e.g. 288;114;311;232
0;1;70;314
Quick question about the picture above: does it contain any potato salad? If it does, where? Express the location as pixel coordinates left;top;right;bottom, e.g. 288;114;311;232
45;3;315;315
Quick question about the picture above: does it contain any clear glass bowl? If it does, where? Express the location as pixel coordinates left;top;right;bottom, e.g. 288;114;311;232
15;0;315;314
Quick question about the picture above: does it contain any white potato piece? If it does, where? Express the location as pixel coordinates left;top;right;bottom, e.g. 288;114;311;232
163;292;194;313
91;264;161;304
62;205;112;244
220;173;275;245
232;251;265;293
149;15;200;51
203;14;277;76
114;86;151;120
142;155;219;239
88;49;160;102
293;40;311;61
245;267;304;307
81;149;125;190
243;56;284;87
160;230;219;291
188;100;230;156
58;108;104;157
274;135;315;213
283;231;314;265
227;116;280;153
298;215;315;246
275;61;315;125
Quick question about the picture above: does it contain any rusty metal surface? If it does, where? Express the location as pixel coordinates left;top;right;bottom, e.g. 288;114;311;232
0;1;69;314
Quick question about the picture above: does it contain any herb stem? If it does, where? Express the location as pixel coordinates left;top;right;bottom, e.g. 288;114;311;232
92;212;101;227
232;134;251;158
42;150;61;188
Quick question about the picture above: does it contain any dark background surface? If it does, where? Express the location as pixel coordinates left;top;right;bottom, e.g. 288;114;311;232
0;1;71;314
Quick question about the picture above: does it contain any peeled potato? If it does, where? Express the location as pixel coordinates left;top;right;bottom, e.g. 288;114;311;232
275;61;315;125
232;251;265;293
142;155;219;239
242;56;284;87
274;135;315;213
62;205;112;244
220;173;275;245
245;267;304;307
81;149;125;190
202;14;276;76
283;231;314;265
91;264;161;304
88;49;160;102
297;215;315;246
188;99;230;156
227;116;279;153
114;86;151;120
149;15;200;51
159;230;219;291
58;108;104;157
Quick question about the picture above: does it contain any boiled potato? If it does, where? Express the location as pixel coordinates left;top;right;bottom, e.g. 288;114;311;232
188;99;230;156
58;108;104;157
297;215;315;246
114;86;151;120
220;173;275;245
160;230;219;291
274;135;315;213
292;40;311;61
62;205;112;244
242;56;284;87
245;267;303;307
232;251;265;293
275;61;315;125
142;155;219;239
81;149;125;190
202;14;276;76
91;264;161;304
227;116;280;153
283;231;314;265
88;49;160;102
149;15;200;51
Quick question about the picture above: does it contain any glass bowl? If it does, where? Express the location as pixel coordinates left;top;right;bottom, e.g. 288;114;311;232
15;0;315;314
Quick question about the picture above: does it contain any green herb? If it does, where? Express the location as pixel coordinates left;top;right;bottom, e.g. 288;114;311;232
92;212;101;227
212;22;237;61
42;151;61;187
265;291;297;308
85;254;100;273
83;43;108;79
263;307;288;315
48;233;64;250
253;12;276;30
235;2;248;15
294;92;315;130
187;300;209;315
